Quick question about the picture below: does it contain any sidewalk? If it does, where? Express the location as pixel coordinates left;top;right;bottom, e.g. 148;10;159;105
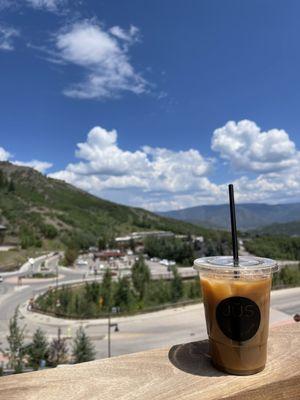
2;254;53;278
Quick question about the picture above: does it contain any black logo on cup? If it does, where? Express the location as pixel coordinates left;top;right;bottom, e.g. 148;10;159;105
216;296;261;342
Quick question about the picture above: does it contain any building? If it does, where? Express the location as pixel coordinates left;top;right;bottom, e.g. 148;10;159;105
131;231;174;240
115;231;175;246
94;250;125;261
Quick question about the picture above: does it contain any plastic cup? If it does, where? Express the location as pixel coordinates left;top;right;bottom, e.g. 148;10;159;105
194;255;278;375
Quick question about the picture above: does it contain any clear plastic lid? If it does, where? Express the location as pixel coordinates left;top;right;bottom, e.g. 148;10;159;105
194;256;278;275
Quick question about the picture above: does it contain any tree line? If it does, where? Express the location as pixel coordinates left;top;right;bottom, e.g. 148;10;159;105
245;235;300;260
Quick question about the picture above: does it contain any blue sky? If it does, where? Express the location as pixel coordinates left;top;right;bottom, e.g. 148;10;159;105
0;0;300;210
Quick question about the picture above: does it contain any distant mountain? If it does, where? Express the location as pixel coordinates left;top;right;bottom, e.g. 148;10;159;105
0;162;209;249
159;203;300;231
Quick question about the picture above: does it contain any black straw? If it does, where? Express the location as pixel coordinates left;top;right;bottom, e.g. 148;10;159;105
228;184;239;267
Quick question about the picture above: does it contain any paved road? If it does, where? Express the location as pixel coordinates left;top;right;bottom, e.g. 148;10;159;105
1;284;299;360
0;256;84;348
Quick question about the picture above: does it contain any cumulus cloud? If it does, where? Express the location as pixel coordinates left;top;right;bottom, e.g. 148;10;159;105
0;24;19;51
13;159;53;173
50;20;147;100
26;0;65;11
49;126;216;207
212;120;299;173
0;146;11;161
49;121;300;210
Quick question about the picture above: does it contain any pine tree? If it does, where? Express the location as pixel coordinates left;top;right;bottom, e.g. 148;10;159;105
170;266;183;302
98;236;107;250
188;276;201;299
6;307;26;373
63;247;78;266
131;256;150;300
27;328;49;370
114;277;134;311
48;329;68;367
72;327;96;364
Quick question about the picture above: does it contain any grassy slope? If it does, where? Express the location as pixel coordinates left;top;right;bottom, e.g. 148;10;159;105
0;162;219;249
254;221;300;236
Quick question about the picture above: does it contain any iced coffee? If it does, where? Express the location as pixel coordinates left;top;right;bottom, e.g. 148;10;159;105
194;256;278;375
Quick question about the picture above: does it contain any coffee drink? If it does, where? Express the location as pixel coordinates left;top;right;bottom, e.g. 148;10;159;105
194;256;278;375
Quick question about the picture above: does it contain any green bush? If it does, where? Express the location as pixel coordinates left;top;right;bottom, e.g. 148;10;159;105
40;224;58;239
20;226;42;249
272;265;300;287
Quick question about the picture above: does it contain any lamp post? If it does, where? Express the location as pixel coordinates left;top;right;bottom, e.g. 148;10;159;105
56;263;59;289
107;307;119;358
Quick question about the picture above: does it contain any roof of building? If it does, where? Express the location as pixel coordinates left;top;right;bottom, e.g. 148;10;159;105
94;250;125;258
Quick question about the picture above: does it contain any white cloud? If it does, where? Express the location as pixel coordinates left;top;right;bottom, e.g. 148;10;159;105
109;25;139;44
26;0;65;11
13;160;53;173
0;145;52;173
49;126;215;207
0;24;19;51
52;20;147;99
3;119;299;210
0;146;11;161
49;121;300;211
211;120;299;173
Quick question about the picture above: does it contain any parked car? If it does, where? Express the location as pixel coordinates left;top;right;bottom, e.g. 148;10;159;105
77;259;88;266
160;259;176;266
160;259;169;266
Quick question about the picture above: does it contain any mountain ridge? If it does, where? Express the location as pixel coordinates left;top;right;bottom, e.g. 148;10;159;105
159;202;300;231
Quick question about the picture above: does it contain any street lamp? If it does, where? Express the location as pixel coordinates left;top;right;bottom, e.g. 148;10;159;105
107;307;120;358
56;263;59;289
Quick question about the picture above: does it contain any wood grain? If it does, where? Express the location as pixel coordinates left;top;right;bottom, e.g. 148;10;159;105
1;323;300;400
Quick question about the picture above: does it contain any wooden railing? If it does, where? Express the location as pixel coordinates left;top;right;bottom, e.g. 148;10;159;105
1;323;299;400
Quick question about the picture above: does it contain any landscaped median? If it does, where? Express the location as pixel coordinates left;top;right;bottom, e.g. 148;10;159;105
31;271;201;319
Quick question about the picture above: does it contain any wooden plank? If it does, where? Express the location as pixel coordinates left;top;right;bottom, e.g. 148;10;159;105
1;323;300;400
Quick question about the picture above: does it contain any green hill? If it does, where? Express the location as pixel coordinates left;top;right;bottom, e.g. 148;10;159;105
254;221;300;237
0;162;214;250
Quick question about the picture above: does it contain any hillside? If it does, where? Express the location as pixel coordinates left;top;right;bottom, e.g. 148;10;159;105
254;221;300;237
159;203;300;231
0;162;212;249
